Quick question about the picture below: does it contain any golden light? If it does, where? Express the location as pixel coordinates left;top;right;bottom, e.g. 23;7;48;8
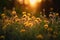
18;0;23;4
37;0;42;2
29;0;37;6
29;0;42;7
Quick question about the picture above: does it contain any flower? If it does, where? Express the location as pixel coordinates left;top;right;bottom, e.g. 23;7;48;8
31;16;36;20
22;12;26;15
44;19;49;24
44;24;48;29
36;34;43;39
24;21;33;28
27;13;31;17
49;13;53;17
12;11;16;15
22;14;27;18
47;27;53;32
1;13;5;17
36;18;42;22
20;29;26;32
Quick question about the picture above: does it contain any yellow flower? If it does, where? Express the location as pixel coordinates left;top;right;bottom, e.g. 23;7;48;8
35;20;38;23
36;34;43;39
44;24;48;29
44;20;49;24
36;18;42;22
20;29;26;32
14;15;18;19
1;13;5;17
47;27;53;32
15;19;20;23
22;12;26;15
31;16;36;20
24;21;29;26
22;14;27;18
27;13;31;17
28;17;31;21
28;22;33;28
12;11;16;15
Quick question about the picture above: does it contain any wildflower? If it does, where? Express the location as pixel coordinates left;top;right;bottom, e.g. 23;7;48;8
28;22;33;28
49;13;53;17
27;13;31;17
22;12;26;15
20;29;26;32
31;16;36;20
14;15;18;19
28;17;31;21
15;18;20;23
47;27;53;32
44;19;49;24
22;14;27;18
44;24;48;29
36;34;43;39
12;11;16;15
1;13;5;17
36;18;42;22
24;21;29;27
